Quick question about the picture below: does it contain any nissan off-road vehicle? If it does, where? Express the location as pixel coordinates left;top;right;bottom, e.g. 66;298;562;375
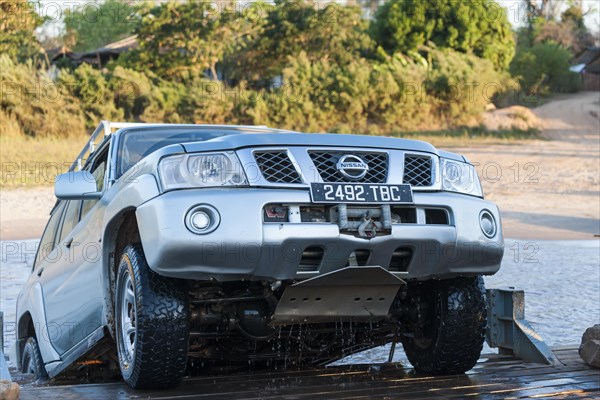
16;122;503;389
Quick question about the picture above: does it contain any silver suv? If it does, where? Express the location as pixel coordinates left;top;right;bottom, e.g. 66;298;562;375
16;121;503;388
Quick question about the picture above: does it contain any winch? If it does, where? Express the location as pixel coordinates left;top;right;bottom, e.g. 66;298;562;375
330;204;395;238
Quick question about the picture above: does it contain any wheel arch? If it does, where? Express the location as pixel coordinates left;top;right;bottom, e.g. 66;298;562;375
17;311;36;340
102;208;141;339
16;312;36;369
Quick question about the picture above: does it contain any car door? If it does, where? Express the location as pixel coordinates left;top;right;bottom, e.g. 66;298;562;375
39;146;109;355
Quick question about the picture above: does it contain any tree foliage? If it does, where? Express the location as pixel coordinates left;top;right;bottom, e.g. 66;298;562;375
120;1;264;81
371;0;516;70
228;1;374;82
520;0;595;54
64;0;142;52
510;1;590;98
0;0;43;62
510;42;580;96
3;0;578;138
0;55;85;137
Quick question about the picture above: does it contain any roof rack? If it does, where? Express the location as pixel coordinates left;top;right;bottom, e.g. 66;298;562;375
69;121;150;171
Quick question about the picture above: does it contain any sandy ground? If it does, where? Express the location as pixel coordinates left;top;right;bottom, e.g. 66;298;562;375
0;92;598;240
458;91;600;240
0;187;56;240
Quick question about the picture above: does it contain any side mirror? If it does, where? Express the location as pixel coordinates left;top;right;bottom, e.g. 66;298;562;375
55;171;102;200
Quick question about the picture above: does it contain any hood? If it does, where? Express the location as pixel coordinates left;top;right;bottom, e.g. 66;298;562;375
181;132;439;154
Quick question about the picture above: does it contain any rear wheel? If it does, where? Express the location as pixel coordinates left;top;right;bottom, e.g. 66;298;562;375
401;276;487;375
21;337;47;381
115;244;189;389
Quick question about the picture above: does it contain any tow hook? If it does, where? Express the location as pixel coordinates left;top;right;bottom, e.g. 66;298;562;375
358;211;382;238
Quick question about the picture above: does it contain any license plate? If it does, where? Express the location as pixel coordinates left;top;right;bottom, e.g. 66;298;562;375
310;183;413;204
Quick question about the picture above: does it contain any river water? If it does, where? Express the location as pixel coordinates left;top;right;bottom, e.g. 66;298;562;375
1;239;599;367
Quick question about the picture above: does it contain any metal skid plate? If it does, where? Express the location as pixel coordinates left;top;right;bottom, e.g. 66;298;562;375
271;267;405;326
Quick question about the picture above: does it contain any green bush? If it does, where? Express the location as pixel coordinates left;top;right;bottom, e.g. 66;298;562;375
1;48;509;137
178;79;238;125
59;64;123;129
109;67;184;123
425;48;510;125
0;0;44;63
371;0;515;70
0;55;86;137
240;48;506;134
510;43;581;96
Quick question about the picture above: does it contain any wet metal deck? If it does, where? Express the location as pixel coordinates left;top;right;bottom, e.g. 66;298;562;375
17;347;600;399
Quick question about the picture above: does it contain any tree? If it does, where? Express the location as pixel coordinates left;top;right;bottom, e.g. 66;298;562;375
522;0;592;23
0;0;43;62
560;4;595;53
519;1;595;54
510;42;580;95
120;1;264;81
229;0;374;83
370;0;516;70
64;0;142;52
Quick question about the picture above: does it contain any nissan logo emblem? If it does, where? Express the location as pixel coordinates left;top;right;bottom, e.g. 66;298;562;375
336;155;369;180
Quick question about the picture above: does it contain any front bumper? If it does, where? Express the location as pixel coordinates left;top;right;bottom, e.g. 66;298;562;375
136;188;504;281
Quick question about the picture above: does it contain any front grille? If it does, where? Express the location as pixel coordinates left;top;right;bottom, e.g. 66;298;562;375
254;151;302;183
309;151;388;183
403;155;433;186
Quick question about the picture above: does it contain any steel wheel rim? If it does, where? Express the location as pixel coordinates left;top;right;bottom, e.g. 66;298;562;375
119;272;137;369
27;359;35;375
23;353;34;375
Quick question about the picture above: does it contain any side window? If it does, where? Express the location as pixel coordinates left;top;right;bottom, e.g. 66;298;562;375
58;200;82;243
81;147;109;220
34;202;65;268
93;159;107;192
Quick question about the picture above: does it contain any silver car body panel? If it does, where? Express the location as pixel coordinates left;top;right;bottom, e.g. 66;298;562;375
136;189;503;281
15;282;61;365
44;327;105;378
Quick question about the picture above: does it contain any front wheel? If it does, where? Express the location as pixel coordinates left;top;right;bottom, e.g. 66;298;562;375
401;276;487;375
21;337;48;382
115;245;189;389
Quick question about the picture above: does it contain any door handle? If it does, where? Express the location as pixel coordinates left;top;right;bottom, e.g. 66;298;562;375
65;237;74;249
37;266;44;277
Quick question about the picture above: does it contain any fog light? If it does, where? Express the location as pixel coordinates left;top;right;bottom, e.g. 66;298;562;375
191;211;210;230
185;205;220;234
479;210;497;238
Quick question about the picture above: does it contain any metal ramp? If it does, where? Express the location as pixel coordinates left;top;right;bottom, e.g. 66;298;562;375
486;288;560;365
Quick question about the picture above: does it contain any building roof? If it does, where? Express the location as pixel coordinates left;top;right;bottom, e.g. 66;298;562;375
49;35;138;65
90;35;138;54
586;57;600;75
571;47;600;74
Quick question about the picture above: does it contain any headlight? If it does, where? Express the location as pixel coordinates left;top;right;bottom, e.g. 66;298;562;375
159;152;248;191
441;158;483;197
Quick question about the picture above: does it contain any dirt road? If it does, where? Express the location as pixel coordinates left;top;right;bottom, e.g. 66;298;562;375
1;92;598;240
459;91;600;239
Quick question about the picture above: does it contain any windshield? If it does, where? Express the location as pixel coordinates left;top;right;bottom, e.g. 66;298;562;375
117;129;236;178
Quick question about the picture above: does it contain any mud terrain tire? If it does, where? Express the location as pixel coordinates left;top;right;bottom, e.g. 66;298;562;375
401;276;487;375
115;245;189;389
21;337;48;381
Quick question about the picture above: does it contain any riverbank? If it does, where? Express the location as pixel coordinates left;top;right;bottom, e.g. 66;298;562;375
461;91;600;240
